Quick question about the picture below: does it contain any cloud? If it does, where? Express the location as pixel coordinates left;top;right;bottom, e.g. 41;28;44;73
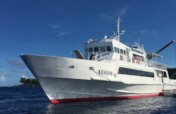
48;24;62;29
0;72;13;78
98;14;113;20
48;23;73;37
98;7;128;20
168;23;176;29
0;65;5;71
140;29;159;36
7;59;26;69
7;59;32;78
58;31;72;37
21;74;28;79
0;74;6;81
119;7;127;18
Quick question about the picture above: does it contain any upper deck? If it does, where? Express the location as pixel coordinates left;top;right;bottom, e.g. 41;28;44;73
83;36;166;70
73;18;167;70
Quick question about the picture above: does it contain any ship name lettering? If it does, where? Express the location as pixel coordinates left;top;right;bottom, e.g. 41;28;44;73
98;70;113;76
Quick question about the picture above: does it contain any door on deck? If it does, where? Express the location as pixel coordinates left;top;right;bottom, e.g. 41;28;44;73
156;70;167;83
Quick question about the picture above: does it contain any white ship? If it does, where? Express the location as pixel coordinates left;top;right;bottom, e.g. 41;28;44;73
21;18;176;104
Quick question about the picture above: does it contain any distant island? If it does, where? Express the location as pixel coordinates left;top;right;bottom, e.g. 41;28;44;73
18;77;40;87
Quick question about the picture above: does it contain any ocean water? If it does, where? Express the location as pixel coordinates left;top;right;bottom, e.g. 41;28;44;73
0;87;176;114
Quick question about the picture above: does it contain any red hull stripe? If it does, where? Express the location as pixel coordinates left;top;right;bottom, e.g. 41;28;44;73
50;93;163;104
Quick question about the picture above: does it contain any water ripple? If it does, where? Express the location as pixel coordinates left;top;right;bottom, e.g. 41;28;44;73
0;87;176;114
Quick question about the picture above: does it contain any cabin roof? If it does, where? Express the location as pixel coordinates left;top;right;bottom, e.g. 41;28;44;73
85;37;129;49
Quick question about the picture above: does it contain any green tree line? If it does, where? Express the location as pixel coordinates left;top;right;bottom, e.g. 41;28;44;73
20;77;39;85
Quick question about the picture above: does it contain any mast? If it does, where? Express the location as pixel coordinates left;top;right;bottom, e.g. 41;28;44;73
115;17;125;41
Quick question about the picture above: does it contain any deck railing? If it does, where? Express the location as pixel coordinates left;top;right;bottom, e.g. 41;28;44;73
147;60;166;70
96;52;113;61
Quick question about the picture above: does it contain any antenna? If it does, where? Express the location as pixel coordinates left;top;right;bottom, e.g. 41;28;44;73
115;17;125;41
138;37;140;45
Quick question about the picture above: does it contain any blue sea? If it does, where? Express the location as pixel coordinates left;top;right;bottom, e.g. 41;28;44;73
0;87;176;114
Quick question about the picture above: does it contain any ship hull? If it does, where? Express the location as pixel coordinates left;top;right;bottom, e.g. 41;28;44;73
38;77;163;104
21;55;165;104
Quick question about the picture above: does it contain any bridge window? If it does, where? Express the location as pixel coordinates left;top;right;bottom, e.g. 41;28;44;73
107;46;112;51
114;47;119;53
89;48;93;52
100;46;106;52
94;47;98;52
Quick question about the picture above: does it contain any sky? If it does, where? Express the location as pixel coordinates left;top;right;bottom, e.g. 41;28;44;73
0;0;176;86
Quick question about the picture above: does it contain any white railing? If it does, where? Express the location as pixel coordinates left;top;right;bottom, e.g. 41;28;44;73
147;60;166;70
96;52;113;61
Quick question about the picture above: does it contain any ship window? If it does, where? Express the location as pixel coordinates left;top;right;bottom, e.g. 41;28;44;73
117;48;119;53
141;71;154;77
156;70;167;77
89;48;93;52
133;54;144;61
124;50;126;55
114;47;119;53
94;47;98;52
107;46;111;51
100;46;106;52
118;67;154;77
120;49;123;54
